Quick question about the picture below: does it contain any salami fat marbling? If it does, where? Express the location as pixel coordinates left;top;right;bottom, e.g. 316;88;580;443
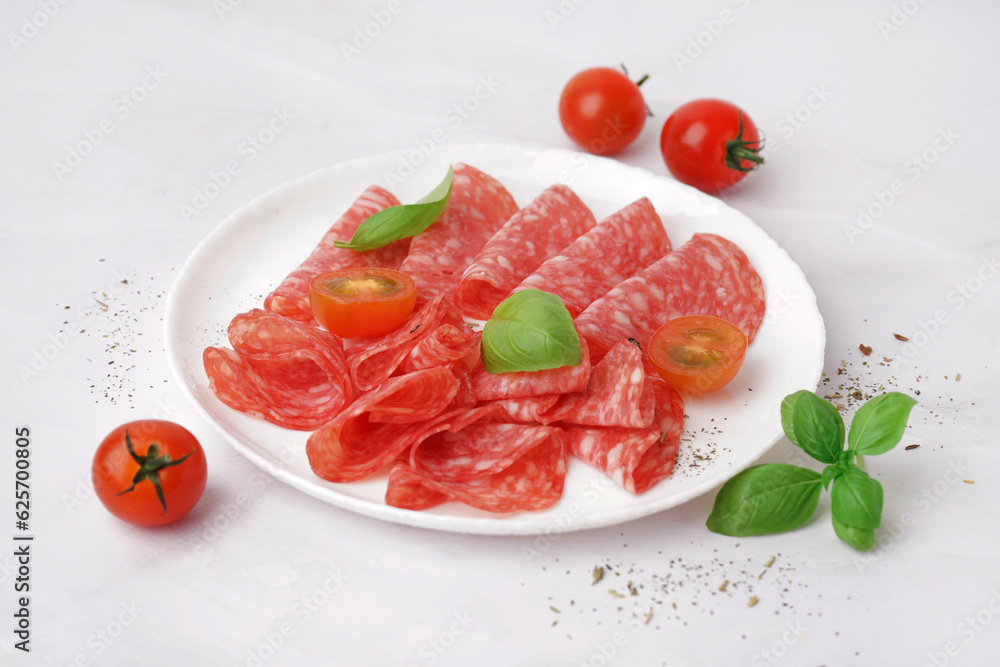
398;163;518;301
574;232;766;361
513;197;671;317
454;184;596;320
203;309;352;431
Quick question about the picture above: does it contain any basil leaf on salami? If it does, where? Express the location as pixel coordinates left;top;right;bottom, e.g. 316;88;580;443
480;289;581;374
334;167;454;252
472;337;591;400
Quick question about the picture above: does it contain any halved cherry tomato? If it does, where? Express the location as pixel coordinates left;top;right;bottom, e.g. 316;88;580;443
92;420;207;526
309;268;417;338
647;315;748;395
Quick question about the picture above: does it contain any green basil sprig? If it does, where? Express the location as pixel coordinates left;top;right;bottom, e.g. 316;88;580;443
480;289;582;374
335;166;453;252
706;390;917;551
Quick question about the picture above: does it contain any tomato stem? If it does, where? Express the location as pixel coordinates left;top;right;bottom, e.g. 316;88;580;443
619;64;653;116
116;430;194;515
724;112;765;173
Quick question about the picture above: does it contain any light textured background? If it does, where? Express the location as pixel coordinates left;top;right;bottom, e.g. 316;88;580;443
2;1;998;665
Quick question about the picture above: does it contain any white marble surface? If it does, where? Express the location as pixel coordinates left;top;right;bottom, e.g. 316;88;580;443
2;1;999;665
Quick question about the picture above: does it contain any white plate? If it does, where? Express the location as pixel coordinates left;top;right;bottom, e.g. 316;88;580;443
164;142;826;536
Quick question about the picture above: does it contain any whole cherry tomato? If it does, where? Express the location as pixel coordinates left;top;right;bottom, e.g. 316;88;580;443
659;99;764;193
559;67;649;156
93;420;207;526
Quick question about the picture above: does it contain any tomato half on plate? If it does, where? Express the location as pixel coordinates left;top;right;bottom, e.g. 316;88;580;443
309;268;417;338
648;315;749;395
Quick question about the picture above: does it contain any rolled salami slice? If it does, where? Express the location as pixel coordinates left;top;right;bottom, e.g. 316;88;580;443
398;163;518;301
386;425;567;513
203;309;352;431
513;197;671;317
454;184;596;319
564;377;684;494
541;338;654;428
574;233;766;361
384;462;450;511
263;185;409;323
399;306;480;374
306;365;462;483
471;337;591;401
411;421;564;483
345;294;450;392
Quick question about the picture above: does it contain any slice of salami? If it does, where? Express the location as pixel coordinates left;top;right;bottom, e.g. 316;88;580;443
400;305;480;373
398;163;518;301
564;377;684;494
513;197;671;317
471;337;591;401
345;294;450;391
386;428;566;513
542;339;654;428
573;233;766;361
411;420;564;483
453;184;597;319
306;365;462;483
385;462;450;511
263;185;409;323
203;309;352;430
487;395;561;423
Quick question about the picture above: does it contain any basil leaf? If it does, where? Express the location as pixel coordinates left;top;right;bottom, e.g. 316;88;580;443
790;391;846;464
706;463;822;537
821;464;841;491
335;166;454;252
779;390;807;448
832;515;875;551
848;392;918;456
480;290;582;374
830;466;883;530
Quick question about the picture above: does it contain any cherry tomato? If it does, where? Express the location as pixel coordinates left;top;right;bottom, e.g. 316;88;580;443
92;420;207;526
559;67;648;156
309;267;417;338
647;315;748;395
659;99;764;193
